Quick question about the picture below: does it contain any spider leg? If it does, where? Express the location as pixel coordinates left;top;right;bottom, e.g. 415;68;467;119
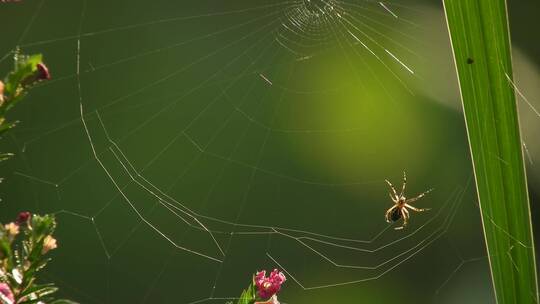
394;208;409;230
405;188;433;203
405;203;430;212
385;179;398;199
400;171;407;197
385;205;397;223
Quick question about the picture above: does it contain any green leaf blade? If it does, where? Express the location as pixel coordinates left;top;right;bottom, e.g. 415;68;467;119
443;0;539;303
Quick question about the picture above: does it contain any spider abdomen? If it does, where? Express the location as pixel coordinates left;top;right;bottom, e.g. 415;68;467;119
390;207;402;222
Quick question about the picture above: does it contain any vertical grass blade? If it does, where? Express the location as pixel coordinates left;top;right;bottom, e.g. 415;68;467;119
442;0;539;303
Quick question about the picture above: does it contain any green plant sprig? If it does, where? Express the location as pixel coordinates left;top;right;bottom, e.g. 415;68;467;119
0;213;77;304
0;49;50;161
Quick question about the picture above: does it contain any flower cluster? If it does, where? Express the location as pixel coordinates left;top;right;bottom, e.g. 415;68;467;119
229;269;286;304
0;212;75;304
254;269;286;300
1;50;50;167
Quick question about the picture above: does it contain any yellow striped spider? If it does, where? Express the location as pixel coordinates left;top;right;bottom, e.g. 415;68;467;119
385;172;432;230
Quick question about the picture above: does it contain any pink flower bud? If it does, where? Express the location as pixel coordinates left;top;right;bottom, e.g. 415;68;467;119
16;211;31;225
0;283;14;304
36;63;51;81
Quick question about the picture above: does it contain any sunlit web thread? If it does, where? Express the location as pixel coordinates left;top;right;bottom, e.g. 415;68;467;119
207;51;302;299
326;2;417;94
433;238;537;302
70;127;468;299
270;191;460;270
434;255;487;296
17;1;299;48
23;6;288;90
340;0;420;28
79;100;468;274
77;115;470;296
192;0;426;132
266;184;467;290
98;20;290;260
81;17;289;261
17;2;298;147
10;0;428;217
74;15;438;249
501;63;539;166
80;103;224;262
3;1;483;303
178;47;290;296
72;4;295;263
84;121;378;241
10;0;434;223
74;37;464;254
324;5;397;104
15;0;427;149
504;72;540;119
340;3;420;56
3;2;296;89
11;0;418;93
278;0;420;69
291;2;398;111
474;202;533;250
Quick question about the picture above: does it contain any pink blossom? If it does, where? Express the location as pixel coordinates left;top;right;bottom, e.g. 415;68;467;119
42;235;58;254
254;269;286;300
4;222;19;241
0;283;14;304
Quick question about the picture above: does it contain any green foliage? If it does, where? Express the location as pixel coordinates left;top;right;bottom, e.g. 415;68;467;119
237;283;256;304
1;50;45;114
0;49;50;163
0;50;75;304
443;0;539;303
225;282;256;304
0;214;78;304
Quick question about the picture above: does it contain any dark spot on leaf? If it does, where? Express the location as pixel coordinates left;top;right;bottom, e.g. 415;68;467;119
467;58;474;64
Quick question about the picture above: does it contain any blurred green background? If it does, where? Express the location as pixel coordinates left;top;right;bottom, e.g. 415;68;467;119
0;0;539;303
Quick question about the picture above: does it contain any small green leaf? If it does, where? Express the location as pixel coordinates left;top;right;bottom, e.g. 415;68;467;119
30;215;56;238
0;120;18;136
4;52;42;97
1;50;46;114
236;282;256;304
19;283;57;298
0;152;15;162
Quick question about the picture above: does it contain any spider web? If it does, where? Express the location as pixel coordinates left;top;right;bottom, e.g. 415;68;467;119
5;0;538;303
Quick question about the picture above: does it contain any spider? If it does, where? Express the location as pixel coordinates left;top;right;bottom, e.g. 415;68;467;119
385;172;432;230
